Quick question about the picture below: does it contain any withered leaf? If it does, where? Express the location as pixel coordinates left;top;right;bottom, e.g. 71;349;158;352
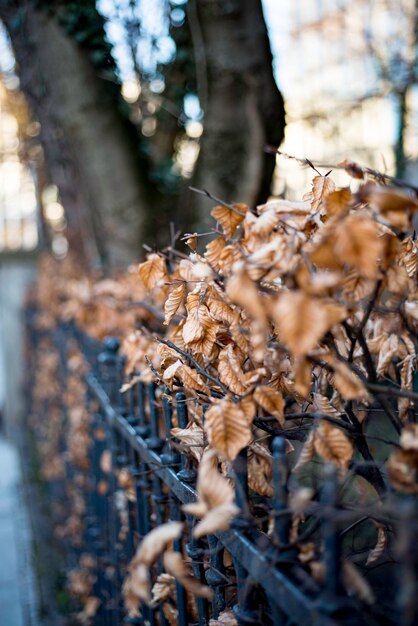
205;399;252;460
328;357;371;402
164;283;186;325
171;422;204;462
314;420;353;474
305;175;336;214
209;608;238;626
134;521;183;567
182;288;219;355
192;502;239;538
366;525;387;566
138;254;167;290
271;291;347;356
218;345;248;395
163;551;213;599
253;385;285;425
211;203;248;237
150;573;175;607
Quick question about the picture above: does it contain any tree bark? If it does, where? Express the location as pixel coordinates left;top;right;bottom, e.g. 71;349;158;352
395;88;407;180
0;1;152;268
189;0;285;217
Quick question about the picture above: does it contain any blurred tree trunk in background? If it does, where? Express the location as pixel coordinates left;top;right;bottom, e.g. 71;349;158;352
0;0;153;268
189;0;285;215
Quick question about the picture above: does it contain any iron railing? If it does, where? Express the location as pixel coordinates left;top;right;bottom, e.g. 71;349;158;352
26;316;418;626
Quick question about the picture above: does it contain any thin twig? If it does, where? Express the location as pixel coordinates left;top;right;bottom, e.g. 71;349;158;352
157;338;235;398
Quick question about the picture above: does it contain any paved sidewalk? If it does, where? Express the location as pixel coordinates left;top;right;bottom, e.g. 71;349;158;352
0;435;39;626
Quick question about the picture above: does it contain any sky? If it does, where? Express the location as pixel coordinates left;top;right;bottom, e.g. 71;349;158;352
98;0;289;90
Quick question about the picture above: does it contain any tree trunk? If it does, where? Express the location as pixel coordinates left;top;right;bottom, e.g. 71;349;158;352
0;1;152;268
395;88;407;180
189;0;285;217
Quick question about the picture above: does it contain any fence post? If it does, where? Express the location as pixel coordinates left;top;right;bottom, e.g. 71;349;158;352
135;378;149;438
319;464;343;613
175;391;196;482
146;382;164;451
97;336;124;625
97;336;120;405
272;437;292;550
161;387;180;466
397;499;418;626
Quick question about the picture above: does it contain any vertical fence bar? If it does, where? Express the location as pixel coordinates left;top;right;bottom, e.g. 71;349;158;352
135;378;149;438
319;464;343;613
397;499;418;626
176;392;196;483
205;536;227;619
170;494;189;626
146;382;164;451
161;387;180;466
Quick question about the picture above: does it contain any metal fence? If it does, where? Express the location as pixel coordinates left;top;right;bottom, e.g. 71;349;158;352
26;316;418;626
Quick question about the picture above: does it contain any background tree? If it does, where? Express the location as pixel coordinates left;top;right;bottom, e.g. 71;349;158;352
0;0;285;266
189;0;285;215
362;0;417;178
0;0;156;267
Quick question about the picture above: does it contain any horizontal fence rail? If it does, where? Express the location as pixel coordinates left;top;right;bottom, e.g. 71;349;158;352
25;314;418;626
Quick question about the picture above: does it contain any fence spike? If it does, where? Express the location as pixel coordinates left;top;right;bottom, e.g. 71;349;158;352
175;391;196;482
146;382;164;451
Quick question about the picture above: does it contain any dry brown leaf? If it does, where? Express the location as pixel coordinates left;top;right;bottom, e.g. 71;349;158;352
314;420;353;474
99;449;112;474
218;345;248;395
163;551;213;599
334;213;383;279
401;237;418;277
253;385;285;426
182;288;219;355
182;450;238;536
207;289;236;325
305;175;336;215
209;608;238;626
339;159;364;179
312;393;340;417
342;270;375;301
400;424;418;451
366;525;387;566
343;561;375;605
184;233;198;251
258;198;310;216
294;429;316;472
249;208;278;237
204;237;226;270
248;442;273;496
183;449;234;514
293;356;312;397
364;186;418;215
164;283;186;325
124;562;151;605
150;573;175;607
179;363;209;394
134;521;183;567
226;262;267;322
271;291;347;356
238;396;257;424
211;203;248;237
376;334;399;377
327;357;371;402
387;448;418;494
205;399;252;460
138;254;167;290
171;422;204;462
193;502;239;538
325;188;352;216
